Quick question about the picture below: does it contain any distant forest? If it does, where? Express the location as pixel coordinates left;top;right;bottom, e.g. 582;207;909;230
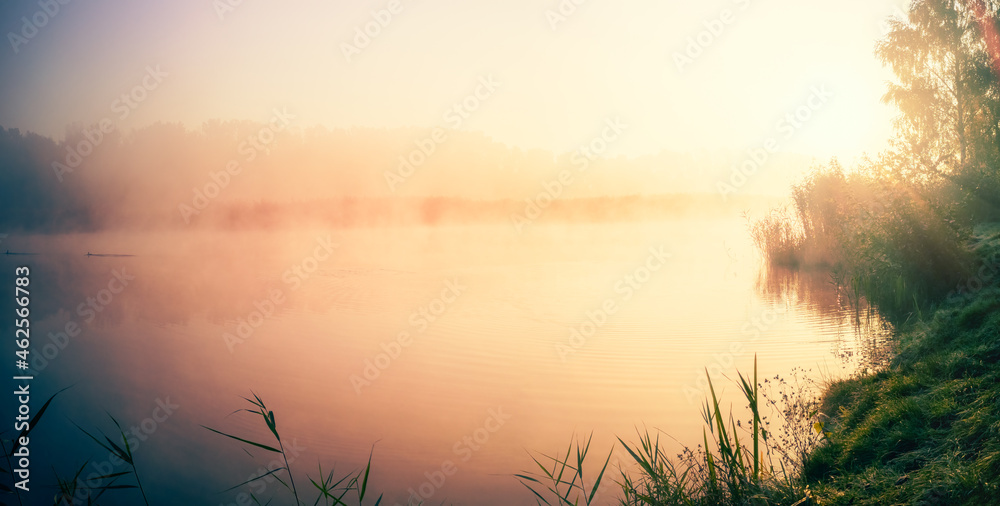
0;123;793;232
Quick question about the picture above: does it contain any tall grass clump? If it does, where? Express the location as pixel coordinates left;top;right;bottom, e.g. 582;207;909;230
746;208;804;267
72;414;153;506
751;159;974;319
205;392;381;506
518;357;823;505
516;432;613;505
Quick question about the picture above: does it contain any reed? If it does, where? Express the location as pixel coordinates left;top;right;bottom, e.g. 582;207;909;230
745;208;805;268
204;391;381;506
517;356;820;505
750;161;973;321
515;432;613;505
1;388;68;506
73;414;152;506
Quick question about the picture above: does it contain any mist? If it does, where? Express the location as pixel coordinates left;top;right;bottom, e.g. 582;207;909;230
0;121;808;233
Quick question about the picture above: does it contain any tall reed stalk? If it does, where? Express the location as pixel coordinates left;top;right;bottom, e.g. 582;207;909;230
517;355;816;505
205;392;381;506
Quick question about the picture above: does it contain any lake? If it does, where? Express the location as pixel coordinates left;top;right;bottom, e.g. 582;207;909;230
1;216;890;505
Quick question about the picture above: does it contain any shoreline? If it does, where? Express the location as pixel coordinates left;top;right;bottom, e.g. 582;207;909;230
802;224;1000;504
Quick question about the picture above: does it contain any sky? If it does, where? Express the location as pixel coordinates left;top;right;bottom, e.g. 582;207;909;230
0;0;908;163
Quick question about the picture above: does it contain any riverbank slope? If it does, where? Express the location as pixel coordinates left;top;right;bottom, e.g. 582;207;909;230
804;223;1000;504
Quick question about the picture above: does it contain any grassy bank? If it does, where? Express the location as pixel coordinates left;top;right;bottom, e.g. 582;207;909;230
801;224;1000;505
741;0;1000;500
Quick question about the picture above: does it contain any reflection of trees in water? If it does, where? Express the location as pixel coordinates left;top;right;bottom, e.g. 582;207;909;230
755;264;895;371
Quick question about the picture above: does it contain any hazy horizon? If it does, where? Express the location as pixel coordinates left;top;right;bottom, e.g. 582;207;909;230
0;121;806;232
0;0;915;233
1;0;904;163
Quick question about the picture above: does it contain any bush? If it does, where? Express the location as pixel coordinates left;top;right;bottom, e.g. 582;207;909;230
753;159;975;319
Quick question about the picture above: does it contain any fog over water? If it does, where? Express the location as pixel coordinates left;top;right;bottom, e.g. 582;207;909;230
1;217;889;505
0;2;903;501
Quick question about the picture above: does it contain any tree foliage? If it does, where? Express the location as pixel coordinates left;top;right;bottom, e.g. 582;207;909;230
877;1;1000;181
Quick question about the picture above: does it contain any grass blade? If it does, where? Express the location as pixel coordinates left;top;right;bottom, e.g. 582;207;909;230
10;386;70;456
202;426;281;453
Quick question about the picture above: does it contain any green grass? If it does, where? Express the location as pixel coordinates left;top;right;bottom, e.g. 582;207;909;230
802;281;1000;505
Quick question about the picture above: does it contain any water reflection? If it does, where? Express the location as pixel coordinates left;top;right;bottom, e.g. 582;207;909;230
756;264;895;371
0;220;893;505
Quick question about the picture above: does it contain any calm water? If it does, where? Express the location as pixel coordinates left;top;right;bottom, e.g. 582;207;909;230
1;217;890;505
